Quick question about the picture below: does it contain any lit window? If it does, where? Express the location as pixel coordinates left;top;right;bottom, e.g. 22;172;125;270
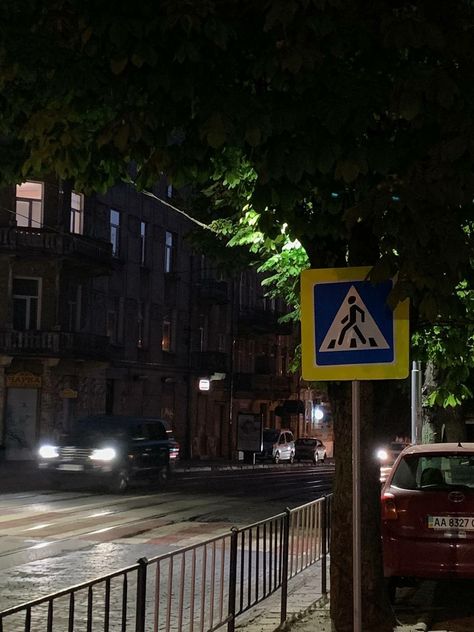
167;184;173;198
140;221;147;265
164;231;176;273
110;209;120;257
162;317;172;352
13;278;40;330
70;192;84;234
15;181;44;228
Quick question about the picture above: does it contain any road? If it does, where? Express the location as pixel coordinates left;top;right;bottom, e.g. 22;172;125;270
0;463;334;613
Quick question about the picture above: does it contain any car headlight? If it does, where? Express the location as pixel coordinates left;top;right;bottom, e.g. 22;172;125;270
376;449;389;462
39;445;59;459
90;447;117;462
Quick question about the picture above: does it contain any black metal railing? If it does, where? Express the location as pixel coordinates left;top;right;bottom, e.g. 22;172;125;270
0;495;331;632
0;331;111;359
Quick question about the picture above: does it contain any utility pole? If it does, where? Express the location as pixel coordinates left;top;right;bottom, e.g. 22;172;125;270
411;361;422;444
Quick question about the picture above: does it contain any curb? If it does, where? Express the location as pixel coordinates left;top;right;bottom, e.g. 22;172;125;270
277;595;330;631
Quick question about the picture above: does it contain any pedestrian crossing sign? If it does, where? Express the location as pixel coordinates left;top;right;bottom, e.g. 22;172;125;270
300;267;409;380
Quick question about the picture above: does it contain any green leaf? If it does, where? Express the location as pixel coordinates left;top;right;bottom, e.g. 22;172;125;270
110;58;128;75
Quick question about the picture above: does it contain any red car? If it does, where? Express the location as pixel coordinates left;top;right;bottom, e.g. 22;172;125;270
381;442;474;598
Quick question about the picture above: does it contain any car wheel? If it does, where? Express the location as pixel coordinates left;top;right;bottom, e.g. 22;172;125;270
273;452;281;464
157;465;169;485
289;453;295;464
110;468;130;493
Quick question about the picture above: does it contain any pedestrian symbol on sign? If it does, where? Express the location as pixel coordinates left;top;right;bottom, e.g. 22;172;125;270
319;286;389;352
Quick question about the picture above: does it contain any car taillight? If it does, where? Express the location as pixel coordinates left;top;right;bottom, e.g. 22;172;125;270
381;492;398;520
170;443;180;459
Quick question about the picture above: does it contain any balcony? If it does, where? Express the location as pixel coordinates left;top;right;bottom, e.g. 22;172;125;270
237;308;292;335
196;279;229;305
190;351;228;373
0;228;113;269
0;330;111;360
234;372;292;397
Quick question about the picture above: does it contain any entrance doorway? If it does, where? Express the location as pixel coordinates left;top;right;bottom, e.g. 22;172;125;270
4;388;38;460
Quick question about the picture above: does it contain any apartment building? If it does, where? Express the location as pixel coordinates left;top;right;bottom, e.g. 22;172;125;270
0;177;331;461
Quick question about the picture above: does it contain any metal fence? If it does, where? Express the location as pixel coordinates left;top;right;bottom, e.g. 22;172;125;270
0;495;331;632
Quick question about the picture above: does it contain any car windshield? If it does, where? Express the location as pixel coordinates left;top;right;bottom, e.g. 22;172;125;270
263;430;279;443
67;420;128;444
391;454;474;490
296;439;317;446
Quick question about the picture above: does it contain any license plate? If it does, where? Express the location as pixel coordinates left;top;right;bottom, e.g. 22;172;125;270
428;515;474;530
58;464;84;472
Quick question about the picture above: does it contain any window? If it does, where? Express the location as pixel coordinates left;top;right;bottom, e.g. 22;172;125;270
166;184;173;198
13;278;40;330
110;209;120;257
67;285;82;331
164;231;176;273
70;192;84;234
162;316;173;352
140;221;147;265
137;301;147;349
106;309;118;344
218;333;226;353
15;181;43;228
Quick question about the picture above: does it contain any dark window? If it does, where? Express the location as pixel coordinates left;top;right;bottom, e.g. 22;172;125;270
13;278;40;330
140;221;147;265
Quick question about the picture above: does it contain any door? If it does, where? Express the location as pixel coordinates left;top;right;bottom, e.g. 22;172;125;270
4;388;38;460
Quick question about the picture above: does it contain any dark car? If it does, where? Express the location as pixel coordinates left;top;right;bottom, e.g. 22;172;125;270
295;437;326;464
381;442;474;600
38;415;180;492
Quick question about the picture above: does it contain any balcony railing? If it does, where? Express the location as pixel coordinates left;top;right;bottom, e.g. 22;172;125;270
0;330;111;360
234;373;292;395
196;279;229;304
190;350;228;373
0;227;113;266
237;308;292;335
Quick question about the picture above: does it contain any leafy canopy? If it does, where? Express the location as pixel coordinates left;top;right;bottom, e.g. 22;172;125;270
2;0;474;320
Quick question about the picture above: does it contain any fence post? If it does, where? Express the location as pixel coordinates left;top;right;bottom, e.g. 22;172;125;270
135;557;148;632
280;508;291;625
321;496;327;596
227;528;239;632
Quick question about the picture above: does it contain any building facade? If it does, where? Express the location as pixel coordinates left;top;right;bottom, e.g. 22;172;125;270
0;178;333;461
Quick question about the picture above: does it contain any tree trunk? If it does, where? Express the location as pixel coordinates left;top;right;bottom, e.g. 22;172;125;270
329;381;394;632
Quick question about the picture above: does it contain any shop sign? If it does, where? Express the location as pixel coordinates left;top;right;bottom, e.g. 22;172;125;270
6;372;42;388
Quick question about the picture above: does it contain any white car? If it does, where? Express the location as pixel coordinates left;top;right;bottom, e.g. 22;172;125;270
259;428;295;463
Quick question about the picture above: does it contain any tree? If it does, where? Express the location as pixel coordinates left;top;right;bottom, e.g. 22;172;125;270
3;2;474;629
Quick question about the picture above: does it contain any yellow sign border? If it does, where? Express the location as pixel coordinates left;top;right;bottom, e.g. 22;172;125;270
301;267;409;380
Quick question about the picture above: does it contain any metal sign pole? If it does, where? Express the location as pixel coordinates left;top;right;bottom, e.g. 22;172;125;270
411;361;421;444
352;380;362;632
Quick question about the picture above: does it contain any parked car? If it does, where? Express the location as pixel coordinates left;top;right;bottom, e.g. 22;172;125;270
38;415;180;492
257;428;295;463
381;442;474;600
295;437;326;464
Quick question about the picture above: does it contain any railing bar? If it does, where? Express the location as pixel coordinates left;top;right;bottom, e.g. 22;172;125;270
154;560;161;632
219;539;226;622
190;548;197;632
178;554;186;632
255;525;260;604
247;528;252;608
263;523;267;597
166;556;174;632
209;541;216;630
269;521;273;594
87;585;93;632
47;599;53;632
278;515;283;585
68;593;75;632
121;573;128;632
25;608;31;632
239;531;245;612
104;579;110;632
200;544;208;632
